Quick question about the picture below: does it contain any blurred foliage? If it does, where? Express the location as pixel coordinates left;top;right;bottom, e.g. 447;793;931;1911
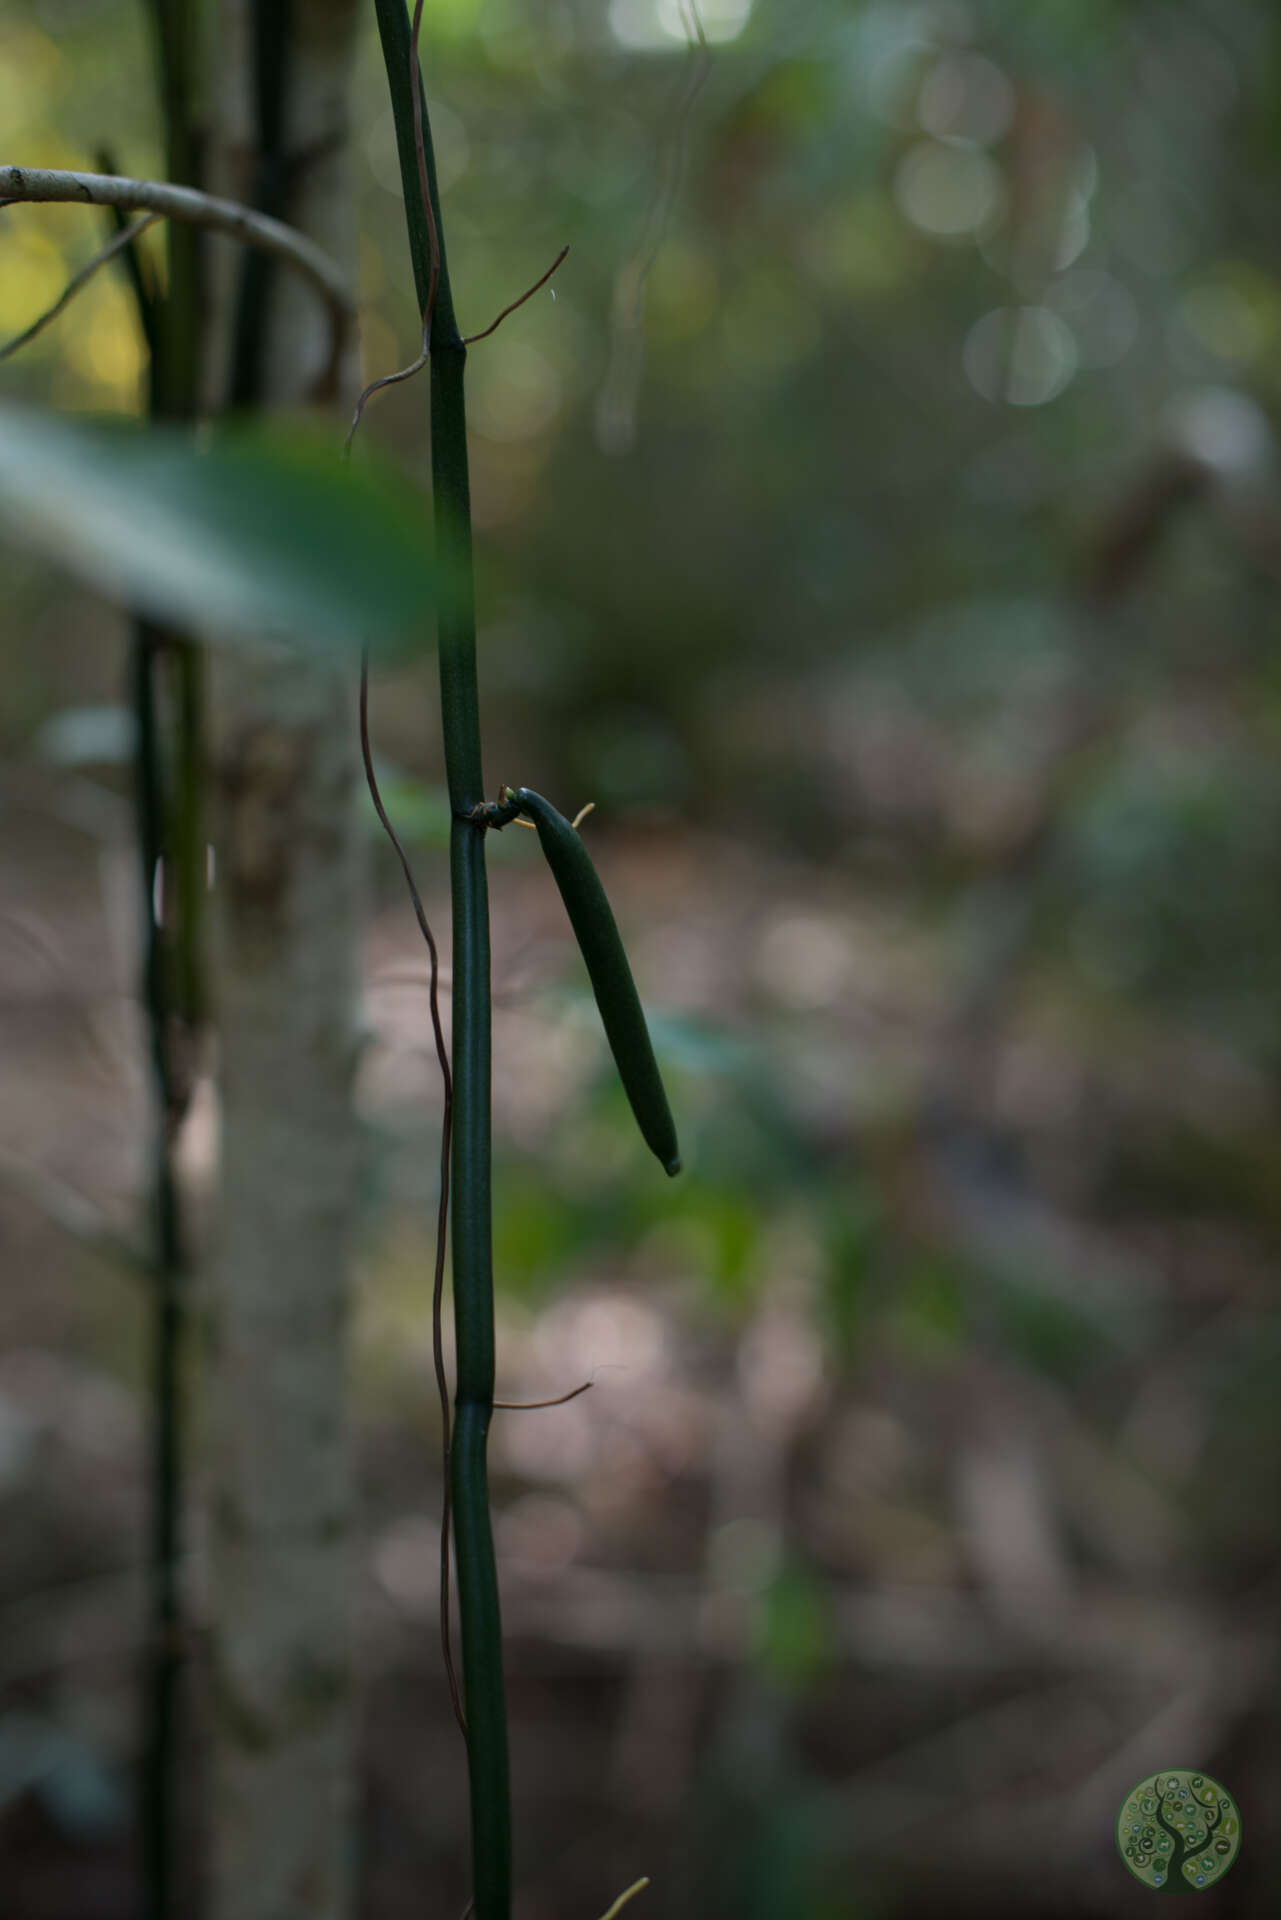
0;409;441;653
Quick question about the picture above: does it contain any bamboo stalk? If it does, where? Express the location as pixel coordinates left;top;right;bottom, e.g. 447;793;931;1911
132;618;187;1920
96;146;190;1920
371;4;511;1914
133;6;206;1910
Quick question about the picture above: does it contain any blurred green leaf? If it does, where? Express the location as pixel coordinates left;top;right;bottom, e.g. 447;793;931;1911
493;1170;582;1297
363;758;453;848
757;1559;835;1691
892;1254;966;1356
823;1190;881;1358
0;405;435;657
683;1185;760;1300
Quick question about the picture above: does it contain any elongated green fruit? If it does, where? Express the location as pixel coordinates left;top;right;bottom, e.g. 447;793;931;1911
510;788;681;1176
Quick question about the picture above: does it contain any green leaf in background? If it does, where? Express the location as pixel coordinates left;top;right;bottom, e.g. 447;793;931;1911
0;405;436;658
757;1559;836;1691
362;758;454;848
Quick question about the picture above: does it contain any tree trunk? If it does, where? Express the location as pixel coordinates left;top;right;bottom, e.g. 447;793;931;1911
204;6;362;1918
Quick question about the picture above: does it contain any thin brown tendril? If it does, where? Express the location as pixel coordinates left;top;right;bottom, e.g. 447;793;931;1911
346;24;564;445
358;656;465;1739
462;244;570;345
345;337;430;450
493;1380;592;1411
401;0;467;1748
346;243;569;446
344;0;439;449
347;0;468;1747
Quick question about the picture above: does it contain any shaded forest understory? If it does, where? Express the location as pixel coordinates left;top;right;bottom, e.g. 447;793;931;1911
6;0;1281;1912
2;765;1276;1917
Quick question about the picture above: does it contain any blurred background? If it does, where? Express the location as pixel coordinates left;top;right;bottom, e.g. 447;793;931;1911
3;0;1281;1913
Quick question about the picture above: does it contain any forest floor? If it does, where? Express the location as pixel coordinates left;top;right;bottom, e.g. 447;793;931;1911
0;759;1276;1919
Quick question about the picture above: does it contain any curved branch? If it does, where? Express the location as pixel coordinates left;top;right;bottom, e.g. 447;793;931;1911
0;166;355;346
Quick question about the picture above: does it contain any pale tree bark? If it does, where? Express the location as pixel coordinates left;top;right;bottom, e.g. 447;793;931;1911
204;5;363;1919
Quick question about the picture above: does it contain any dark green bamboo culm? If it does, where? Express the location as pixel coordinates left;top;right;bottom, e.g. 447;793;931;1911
372;8;681;1916
130;619;180;1920
372;5;511;1912
102;172;187;1920
121;4;206;1914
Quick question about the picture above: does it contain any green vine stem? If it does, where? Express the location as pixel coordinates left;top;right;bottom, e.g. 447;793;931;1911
371;4;511;1914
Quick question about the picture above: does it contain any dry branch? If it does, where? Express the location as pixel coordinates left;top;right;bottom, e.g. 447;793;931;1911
0;166;355;348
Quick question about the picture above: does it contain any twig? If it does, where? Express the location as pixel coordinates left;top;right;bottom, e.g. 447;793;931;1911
462;246;570;345
0;166;354;343
596;1879;650;1920
0;213;159;362
348;243;570;444
343;0;443;446
346;338;431;449
493;1381;592;1411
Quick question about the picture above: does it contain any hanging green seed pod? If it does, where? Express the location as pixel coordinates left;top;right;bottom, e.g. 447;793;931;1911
508;787;680;1176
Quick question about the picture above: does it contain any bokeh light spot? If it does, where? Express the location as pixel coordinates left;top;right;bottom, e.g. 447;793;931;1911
1162;386;1272;475
658;0;752;42
1177;276;1271;369
963;306;1078;407
894;140;1004;240
610;0;752;50
467;339;562;443
917;50;1014;147
1046;270;1138;369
